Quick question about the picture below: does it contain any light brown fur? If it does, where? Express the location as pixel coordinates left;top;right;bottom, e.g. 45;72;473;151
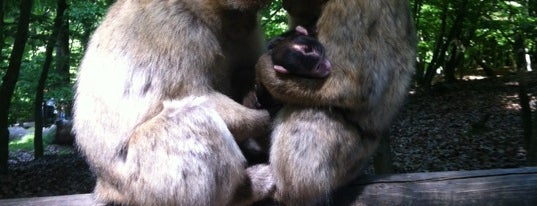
256;0;417;205
74;0;274;205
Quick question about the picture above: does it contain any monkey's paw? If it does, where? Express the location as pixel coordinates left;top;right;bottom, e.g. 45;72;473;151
247;164;276;199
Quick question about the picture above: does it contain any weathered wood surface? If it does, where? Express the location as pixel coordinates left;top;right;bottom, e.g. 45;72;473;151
0;193;102;206
334;167;537;205
1;167;536;206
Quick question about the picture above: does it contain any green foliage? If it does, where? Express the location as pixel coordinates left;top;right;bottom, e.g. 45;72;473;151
260;0;288;39
414;0;536;84
2;0;111;123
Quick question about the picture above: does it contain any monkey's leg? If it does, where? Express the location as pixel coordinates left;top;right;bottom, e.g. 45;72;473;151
96;96;249;206
270;106;380;205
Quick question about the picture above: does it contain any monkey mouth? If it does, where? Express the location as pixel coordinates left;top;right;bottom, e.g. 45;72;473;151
272;58;332;79
273;65;290;74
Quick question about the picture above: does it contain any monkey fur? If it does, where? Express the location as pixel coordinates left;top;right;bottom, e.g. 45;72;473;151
74;0;275;205
256;0;417;205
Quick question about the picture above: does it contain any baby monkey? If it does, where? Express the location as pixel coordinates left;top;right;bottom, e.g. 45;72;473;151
249;26;331;116
268;26;332;78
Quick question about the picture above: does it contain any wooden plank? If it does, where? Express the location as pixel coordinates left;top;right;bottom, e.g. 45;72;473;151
333;167;537;205
1;167;536;206
0;194;103;206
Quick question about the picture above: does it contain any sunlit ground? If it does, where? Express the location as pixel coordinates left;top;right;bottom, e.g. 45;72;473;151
8;127;74;161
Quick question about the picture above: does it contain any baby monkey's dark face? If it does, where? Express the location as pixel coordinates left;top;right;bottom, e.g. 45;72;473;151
268;26;331;78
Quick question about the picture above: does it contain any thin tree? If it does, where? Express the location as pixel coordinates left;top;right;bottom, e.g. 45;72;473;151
0;0;5;61
514;33;537;165
373;132;394;174
417;1;447;86
529;0;537;166
56;2;70;85
422;0;469;87
0;0;33;174
34;0;67;158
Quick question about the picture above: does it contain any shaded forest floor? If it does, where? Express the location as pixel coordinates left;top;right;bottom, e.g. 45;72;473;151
1;73;536;199
389;73;536;172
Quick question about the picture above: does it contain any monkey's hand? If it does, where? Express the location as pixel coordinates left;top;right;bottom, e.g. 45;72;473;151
211;92;271;142
232;164;275;206
246;164;275;200
255;84;283;117
242;89;262;109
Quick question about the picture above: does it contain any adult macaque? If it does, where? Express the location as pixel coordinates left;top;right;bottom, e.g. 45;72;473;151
256;0;417;204
74;0;275;205
268;26;331;79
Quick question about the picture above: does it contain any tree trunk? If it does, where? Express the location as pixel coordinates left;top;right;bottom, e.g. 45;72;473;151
514;33;535;165
532;105;537;166
412;0;423;85
0;0;5;61
0;0;33;174
34;0;67;159
420;2;448;87
80;21;92;52
422;0;468;87
474;57;496;77
444;43;459;83
373;132;394;174
55;3;70;85
412;0;422;30
529;0;536;17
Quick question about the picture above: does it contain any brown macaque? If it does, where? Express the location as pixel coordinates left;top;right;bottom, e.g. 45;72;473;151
268;25;331;79
73;0;275;205
256;0;417;205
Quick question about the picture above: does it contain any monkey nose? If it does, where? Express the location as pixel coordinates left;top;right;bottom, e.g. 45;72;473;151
313;59;332;78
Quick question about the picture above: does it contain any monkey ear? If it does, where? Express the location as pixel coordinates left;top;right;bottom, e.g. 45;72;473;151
295;26;309;36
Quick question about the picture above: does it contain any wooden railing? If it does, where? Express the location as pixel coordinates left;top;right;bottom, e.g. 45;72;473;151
1;167;536;206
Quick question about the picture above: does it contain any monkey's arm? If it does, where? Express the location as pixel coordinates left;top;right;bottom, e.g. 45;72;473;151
257;0;416;111
256;54;368;110
210;92;271;142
